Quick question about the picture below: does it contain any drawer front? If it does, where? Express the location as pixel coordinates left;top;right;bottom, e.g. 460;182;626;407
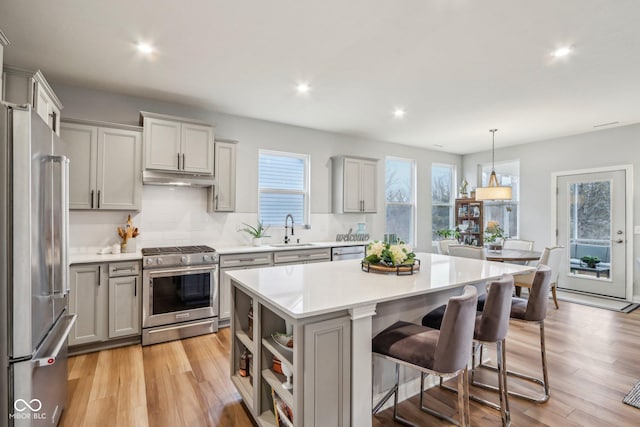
220;252;273;268
108;261;140;277
273;248;331;264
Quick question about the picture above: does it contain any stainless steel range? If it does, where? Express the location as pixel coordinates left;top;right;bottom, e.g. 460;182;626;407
141;245;219;346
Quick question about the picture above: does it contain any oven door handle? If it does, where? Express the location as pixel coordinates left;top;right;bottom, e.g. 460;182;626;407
146;265;217;277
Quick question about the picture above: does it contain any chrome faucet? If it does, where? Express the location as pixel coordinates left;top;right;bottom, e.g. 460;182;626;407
284;214;294;244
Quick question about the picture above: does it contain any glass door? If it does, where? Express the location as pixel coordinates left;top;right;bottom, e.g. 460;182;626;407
556;170;626;298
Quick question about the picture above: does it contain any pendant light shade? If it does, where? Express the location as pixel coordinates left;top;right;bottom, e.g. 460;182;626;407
475;129;512;201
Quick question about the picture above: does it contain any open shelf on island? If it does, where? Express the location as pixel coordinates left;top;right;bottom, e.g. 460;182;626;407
236;329;254;351
262;369;294;408
231;374;253;408
257;411;277;427
262;337;293;369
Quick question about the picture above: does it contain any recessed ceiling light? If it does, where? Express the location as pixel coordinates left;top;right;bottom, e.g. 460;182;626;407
296;82;311;95
137;42;154;55
551;46;572;58
393;108;406;119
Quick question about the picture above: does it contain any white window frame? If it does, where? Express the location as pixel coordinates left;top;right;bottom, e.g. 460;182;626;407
385;156;417;246
431;163;457;242
258;149;311;227
478;159;520;238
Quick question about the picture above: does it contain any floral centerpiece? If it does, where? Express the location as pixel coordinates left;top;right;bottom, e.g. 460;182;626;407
485;221;504;251
362;240;419;275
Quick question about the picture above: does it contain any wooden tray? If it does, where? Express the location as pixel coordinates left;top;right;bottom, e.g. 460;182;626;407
361;259;420;275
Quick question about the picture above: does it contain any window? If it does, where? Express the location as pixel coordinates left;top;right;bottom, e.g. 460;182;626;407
431;164;456;240
479;160;519;238
258;150;310;226
385;157;416;245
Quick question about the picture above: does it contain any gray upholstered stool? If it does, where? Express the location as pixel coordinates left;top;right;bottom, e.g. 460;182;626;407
372;285;478;426
422;275;514;426
476;265;552;404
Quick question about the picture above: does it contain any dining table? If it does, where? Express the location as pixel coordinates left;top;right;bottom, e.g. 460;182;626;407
485;248;541;262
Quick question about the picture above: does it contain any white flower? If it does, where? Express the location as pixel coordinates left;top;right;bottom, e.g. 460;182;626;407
388;245;408;265
368;241;385;257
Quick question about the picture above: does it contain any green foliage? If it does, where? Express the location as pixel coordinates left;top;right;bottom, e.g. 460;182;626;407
238;221;271;238
484;224;504;243
436;228;460;240
580;256;600;268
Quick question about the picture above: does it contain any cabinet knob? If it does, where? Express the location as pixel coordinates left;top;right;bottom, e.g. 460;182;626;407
181;256;189;264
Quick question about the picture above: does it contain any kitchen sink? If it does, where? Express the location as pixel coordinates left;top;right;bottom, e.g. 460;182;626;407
269;243;316;247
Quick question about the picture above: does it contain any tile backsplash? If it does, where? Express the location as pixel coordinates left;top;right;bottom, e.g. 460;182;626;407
69;186;368;251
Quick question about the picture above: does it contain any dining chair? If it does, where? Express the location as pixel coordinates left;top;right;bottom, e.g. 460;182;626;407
502;239;534;251
372;286;478;426
514;246;563;309
422;275;515;426
476;266;553;404
437;239;459;255
449;245;486;260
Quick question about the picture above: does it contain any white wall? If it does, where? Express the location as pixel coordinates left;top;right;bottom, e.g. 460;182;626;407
55;83;461;251
462;123;640;300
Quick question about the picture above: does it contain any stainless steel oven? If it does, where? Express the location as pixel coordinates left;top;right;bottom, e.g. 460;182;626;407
141;246;219;345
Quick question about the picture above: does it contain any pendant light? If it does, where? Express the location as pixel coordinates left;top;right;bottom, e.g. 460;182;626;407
475;129;512;201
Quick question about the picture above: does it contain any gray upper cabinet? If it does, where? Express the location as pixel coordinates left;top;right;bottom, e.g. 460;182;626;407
332;156;378;213
213;139;237;211
2;64;63;135
141;111;214;175
61;120;142;211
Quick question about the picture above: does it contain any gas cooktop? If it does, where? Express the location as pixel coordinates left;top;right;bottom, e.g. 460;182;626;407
141;245;216;256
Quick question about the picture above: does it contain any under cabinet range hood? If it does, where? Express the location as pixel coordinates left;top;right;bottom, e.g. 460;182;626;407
143;170;215;187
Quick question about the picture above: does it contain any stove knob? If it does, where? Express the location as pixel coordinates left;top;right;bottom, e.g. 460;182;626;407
181;256;189;264
145;258;154;265
157;257;163;265
203;254;211;262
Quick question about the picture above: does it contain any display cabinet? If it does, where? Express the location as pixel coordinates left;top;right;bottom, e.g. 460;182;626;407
454;197;484;246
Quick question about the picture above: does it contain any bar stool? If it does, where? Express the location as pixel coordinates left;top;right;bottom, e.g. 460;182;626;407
372;285;477;426
476;266;552;403
422;275;514;426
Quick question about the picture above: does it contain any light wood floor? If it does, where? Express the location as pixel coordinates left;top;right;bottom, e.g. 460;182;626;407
60;301;640;427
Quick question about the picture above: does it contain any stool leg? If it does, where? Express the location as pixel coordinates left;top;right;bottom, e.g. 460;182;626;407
551;284;559;309
496;339;511;426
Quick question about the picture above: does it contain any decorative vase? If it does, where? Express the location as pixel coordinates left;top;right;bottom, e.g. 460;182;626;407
122;238;137;253
252;237;263;246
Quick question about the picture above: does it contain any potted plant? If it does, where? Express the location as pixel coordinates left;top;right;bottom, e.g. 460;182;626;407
580;256;600;268
239;221;271;246
436;228;461;241
485;221;504;251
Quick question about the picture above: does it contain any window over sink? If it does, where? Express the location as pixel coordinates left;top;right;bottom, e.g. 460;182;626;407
258;150;310;227
431;163;456;241
385;157;416;245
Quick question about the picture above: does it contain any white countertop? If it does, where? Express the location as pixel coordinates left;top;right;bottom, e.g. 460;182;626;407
69;241;367;264
226;252;534;319
70;250;142;264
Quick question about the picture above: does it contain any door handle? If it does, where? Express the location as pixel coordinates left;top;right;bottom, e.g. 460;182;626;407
91;190;94;208
177;153;181;170
33;314;77;367
614;239;624;244
97;190;101;208
182;154;186;170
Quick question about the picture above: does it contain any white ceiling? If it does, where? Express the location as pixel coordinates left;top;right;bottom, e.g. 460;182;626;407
1;0;639;154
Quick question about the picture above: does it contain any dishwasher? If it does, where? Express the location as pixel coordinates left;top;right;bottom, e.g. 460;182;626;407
332;245;366;261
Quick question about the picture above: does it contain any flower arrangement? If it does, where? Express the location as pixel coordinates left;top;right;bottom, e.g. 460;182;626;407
484;221;504;243
364;241;416;267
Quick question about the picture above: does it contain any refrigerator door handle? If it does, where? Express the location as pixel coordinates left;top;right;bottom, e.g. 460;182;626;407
47;155;70;297
32;314;77;367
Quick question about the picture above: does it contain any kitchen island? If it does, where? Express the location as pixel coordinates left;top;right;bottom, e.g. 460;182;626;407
227;252;533;427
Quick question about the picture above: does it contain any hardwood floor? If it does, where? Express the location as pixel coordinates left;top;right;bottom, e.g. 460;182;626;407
60;301;640;426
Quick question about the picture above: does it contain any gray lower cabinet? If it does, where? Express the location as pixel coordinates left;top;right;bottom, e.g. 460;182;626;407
69;261;141;347
230;285;351;426
273;248;331;265
219;252;273;321
108;275;141;338
68;264;108;345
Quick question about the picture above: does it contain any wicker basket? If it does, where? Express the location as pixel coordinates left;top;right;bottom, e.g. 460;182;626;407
361;259;420;275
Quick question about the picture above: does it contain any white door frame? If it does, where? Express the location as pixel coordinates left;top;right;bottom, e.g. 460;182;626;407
551;164;634;301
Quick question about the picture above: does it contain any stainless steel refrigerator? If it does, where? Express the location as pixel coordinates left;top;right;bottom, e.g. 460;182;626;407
0;102;76;426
